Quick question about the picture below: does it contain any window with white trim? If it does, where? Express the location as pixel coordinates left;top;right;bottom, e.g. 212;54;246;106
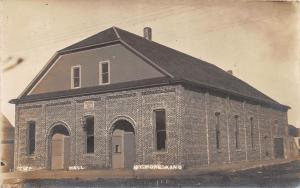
99;61;110;85
71;65;81;88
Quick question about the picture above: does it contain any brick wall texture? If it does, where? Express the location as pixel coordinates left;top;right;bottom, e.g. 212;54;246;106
14;85;289;170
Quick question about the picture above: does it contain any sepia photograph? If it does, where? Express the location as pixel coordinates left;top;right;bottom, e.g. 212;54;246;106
1;0;300;187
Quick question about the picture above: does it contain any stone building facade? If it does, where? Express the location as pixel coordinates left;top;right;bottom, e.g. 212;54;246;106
10;27;290;171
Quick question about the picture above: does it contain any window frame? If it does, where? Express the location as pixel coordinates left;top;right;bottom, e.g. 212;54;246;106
264;135;269;156
71;65;81;89
215;112;221;150
99;60;110;85
115;144;121;153
153;109;167;152
250;117;255;149
27;121;36;156
273;120;278;138
234;115;240;150
85;115;95;154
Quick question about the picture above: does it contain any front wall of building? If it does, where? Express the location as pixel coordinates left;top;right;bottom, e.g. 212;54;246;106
182;89;288;168
14;85;182;170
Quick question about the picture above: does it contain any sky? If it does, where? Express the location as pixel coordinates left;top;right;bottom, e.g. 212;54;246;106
1;0;299;127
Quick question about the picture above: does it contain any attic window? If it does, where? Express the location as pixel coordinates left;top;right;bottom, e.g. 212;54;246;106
71;65;81;88
99;61;110;85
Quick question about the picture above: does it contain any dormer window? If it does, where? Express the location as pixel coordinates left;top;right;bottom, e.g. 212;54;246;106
99;61;110;85
71;65;81;88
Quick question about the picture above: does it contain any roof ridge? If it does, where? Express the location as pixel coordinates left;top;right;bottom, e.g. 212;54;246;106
115;27;283;106
114;27;216;67
112;26;121;39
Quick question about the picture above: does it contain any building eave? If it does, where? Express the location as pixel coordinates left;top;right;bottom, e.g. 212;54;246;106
181;79;290;112
10;76;290;112
10;77;176;104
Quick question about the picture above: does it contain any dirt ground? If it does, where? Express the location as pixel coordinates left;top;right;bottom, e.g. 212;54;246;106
2;160;300;187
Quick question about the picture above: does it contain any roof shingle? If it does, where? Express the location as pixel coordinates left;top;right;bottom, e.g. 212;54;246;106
11;27;289;110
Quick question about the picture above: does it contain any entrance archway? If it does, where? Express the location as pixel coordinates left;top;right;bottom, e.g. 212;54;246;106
48;123;71;170
111;119;135;169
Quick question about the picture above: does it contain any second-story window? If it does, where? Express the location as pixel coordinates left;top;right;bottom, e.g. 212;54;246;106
71;65;81;88
99;61;110;85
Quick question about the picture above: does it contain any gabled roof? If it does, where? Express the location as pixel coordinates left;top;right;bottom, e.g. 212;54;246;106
10;27;290;111
58;27;120;52
288;124;299;137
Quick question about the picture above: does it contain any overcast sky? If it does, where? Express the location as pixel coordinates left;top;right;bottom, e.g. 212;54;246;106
1;0;299;127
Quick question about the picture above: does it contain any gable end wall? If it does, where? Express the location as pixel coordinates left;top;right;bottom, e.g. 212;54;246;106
30;44;164;95
14;85;183;170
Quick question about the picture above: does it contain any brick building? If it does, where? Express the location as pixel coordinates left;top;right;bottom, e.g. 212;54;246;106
10;27;290;171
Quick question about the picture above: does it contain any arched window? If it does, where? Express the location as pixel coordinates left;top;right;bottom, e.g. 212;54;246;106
215;112;221;149
234;115;240;149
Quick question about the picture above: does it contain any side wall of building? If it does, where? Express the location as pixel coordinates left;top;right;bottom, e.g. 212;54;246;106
182;88;288;168
14;85;183;171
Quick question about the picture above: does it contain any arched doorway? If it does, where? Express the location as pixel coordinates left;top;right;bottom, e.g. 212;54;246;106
111;119;135;169
48;123;70;170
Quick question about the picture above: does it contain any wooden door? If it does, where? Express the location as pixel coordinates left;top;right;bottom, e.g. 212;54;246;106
51;134;64;169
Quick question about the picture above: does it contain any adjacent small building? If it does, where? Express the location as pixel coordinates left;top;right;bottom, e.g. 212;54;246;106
10;27;290;171
287;124;300;157
0;113;14;172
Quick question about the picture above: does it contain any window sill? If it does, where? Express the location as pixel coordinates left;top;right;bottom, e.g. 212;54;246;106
99;83;110;86
26;154;36;158
71;86;81;89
